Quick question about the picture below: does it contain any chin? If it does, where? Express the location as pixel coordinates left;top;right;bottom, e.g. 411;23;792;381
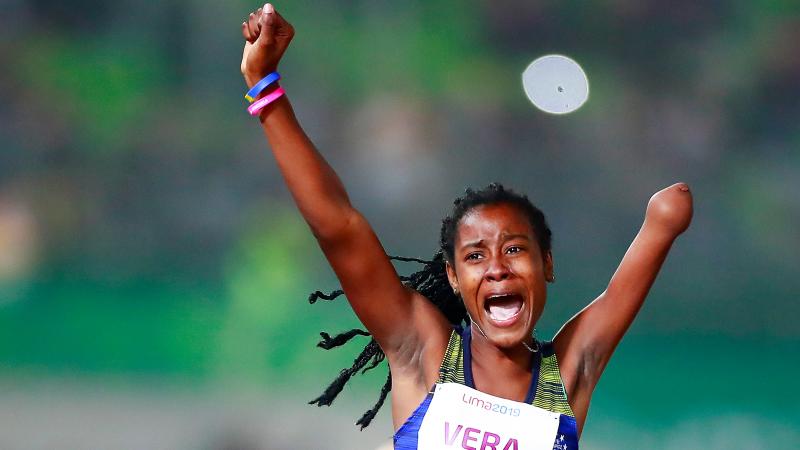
481;315;535;349
490;328;531;349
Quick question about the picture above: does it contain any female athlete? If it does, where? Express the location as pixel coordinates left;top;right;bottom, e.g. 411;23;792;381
240;4;693;449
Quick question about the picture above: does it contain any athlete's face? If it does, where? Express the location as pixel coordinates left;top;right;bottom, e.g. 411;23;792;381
446;203;553;349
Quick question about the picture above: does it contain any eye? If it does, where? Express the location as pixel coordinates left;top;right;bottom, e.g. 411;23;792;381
466;252;483;261
506;245;523;254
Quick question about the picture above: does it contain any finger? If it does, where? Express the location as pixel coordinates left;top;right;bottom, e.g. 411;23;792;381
257;3;276;46
247;11;260;42
253;7;263;32
242;21;253;42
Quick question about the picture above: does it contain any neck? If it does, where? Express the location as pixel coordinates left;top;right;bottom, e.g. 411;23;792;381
469;322;534;376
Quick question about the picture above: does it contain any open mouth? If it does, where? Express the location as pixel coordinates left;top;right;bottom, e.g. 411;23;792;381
484;293;524;326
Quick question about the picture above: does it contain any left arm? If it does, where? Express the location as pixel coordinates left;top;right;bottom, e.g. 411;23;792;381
554;182;693;428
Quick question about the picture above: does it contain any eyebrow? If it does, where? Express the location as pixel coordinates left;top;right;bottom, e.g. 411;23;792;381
459;233;531;250
460;239;485;250
501;233;531;242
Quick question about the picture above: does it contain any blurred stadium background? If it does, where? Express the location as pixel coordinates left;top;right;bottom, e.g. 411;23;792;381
1;0;798;448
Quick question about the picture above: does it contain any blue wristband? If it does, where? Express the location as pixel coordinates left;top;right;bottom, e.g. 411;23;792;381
245;72;281;103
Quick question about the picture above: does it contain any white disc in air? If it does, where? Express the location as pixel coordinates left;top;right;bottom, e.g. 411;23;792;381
522;54;589;114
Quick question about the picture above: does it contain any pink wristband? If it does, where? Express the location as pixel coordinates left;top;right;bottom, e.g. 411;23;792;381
247;87;286;116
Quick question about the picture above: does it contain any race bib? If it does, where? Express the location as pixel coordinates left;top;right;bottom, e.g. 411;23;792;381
417;383;560;450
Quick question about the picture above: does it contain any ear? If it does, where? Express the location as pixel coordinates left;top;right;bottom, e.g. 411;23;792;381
544;251;554;282
445;260;459;293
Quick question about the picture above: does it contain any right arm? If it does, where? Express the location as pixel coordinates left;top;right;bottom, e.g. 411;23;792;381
239;4;449;362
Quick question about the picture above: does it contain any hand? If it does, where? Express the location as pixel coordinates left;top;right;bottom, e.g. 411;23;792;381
241;3;294;87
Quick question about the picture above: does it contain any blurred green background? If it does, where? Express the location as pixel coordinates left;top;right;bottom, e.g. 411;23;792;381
1;0;798;448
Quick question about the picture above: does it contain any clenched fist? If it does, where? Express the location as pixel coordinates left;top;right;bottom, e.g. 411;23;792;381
241;3;295;88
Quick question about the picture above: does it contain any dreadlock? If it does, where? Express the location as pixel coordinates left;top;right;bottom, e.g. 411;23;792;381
306;183;552;429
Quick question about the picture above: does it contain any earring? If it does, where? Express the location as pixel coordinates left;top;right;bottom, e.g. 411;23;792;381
548;274;555;283
453;288;459;295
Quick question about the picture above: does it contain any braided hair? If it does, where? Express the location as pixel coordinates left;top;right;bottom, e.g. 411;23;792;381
307;183;552;428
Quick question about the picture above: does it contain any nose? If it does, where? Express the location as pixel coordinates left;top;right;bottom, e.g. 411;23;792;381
484;256;511;282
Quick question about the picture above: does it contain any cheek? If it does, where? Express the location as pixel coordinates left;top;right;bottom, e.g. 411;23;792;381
454;263;472;279
463;273;482;294
456;267;482;295
512;257;542;277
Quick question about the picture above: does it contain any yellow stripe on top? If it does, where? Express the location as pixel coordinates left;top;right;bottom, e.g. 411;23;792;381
533;350;575;417
436;329;465;384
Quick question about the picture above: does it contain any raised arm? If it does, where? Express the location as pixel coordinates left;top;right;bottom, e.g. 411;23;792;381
553;182;693;426
239;4;446;359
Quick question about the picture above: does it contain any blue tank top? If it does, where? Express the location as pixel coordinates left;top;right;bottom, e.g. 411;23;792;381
393;326;579;449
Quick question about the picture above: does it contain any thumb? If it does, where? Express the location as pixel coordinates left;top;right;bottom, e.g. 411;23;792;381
256;3;275;46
